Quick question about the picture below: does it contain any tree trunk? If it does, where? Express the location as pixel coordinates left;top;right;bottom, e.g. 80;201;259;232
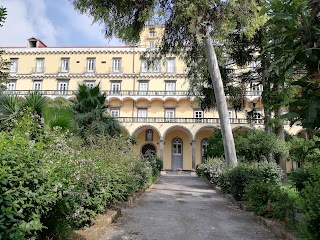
203;34;238;167
274;83;287;182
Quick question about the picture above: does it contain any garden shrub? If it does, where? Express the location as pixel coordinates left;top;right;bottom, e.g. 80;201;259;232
218;161;283;201
196;157;227;185
245;183;300;226
205;130;224;159
0;111;153;239
0;114;58;239
235;129;289;162
299;165;320;240
289;168;312;191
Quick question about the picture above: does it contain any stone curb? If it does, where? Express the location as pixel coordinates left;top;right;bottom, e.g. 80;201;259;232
202;177;299;240
72;178;159;240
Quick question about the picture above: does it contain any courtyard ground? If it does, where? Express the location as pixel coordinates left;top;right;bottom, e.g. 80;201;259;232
98;172;277;240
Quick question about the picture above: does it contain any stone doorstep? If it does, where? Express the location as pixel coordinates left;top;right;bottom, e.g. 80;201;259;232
71;179;159;240
202;177;299;240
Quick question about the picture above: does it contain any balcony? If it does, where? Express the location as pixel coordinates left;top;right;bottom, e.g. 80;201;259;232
106;90;189;96
2;90;74;97
115;117;291;125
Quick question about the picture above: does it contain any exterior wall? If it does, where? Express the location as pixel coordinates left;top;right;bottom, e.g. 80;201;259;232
2;27;303;171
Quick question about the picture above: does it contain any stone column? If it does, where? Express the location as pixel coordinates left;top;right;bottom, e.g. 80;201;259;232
192;139;196;169
160;137;164;162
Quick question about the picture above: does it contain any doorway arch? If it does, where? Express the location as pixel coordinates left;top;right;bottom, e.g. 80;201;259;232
141;143;157;156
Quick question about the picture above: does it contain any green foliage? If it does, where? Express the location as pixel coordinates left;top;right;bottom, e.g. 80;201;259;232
289;136;320;168
24;91;47;116
235;129;289;162
0;95;22;116
289;168;312;192
42;101;75;131
0;113;57;239
218;161;283;201
205;130;224;159
196;157;227;185
0;6;7;26
300;177;320;240
0;110;153;238
72;84;120;139
245;183;300;226
141;150;163;178
263;0;320;131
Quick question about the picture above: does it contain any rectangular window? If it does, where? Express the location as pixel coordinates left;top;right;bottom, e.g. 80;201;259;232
194;110;203;118
194;110;203;123
141;60;148;72
35;58;44;73
10;59;18;73
87;58;95;72
149;28;156;38
112;58;121;72
33;80;42;91
228;110;233;124
111;82;121;94
149;41;155;49
7;81;16;91
139;82;148;95
84;81;95;89
61;58;69;72
250;83;263;96
165;109;175;122
137;109;147;122
110;108;120;117
167;58;175;73
165;81;176;95
253;111;263;124
152;60;160;72
58;81;69;94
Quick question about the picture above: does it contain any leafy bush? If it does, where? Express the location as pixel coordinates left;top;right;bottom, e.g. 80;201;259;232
0;113;57;239
289;136;320;168
205;130;224;159
196;157;227;184
289;168;312;191
235;129;289;162
299;165;320;240
218;161;283;201
245;183;300;226
0;110;153;239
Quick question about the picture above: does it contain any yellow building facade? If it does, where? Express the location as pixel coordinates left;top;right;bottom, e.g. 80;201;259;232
1;27;303;170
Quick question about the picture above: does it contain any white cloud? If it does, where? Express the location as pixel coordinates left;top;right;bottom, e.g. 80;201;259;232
0;0;58;46
57;0;123;46
0;0;123;47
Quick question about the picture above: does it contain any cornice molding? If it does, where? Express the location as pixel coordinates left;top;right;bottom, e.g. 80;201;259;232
2;47;148;55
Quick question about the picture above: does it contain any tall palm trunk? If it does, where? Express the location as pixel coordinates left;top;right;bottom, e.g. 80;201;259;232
203;33;237;167
274;82;287;182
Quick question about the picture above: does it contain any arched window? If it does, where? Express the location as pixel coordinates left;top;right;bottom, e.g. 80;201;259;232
201;138;209;163
146;129;153;141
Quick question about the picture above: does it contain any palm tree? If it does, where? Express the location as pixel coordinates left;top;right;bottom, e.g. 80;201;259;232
72;83;121;139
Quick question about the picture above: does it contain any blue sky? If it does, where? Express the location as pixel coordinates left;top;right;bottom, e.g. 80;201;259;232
0;0;124;47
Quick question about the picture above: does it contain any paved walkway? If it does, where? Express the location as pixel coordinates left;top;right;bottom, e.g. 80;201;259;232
101;173;277;240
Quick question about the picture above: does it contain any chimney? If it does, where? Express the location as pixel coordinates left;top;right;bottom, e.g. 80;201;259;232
27;37;47;48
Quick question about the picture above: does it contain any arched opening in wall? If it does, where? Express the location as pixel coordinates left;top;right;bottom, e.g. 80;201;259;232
141;143;157;156
172;137;183;170
201;138;209;163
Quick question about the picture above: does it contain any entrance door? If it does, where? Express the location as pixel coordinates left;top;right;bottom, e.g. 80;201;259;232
141;144;156;156
172;138;183;170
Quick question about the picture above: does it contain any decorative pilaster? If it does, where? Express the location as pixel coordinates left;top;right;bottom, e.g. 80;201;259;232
192;140;196;169
160;137;164;162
